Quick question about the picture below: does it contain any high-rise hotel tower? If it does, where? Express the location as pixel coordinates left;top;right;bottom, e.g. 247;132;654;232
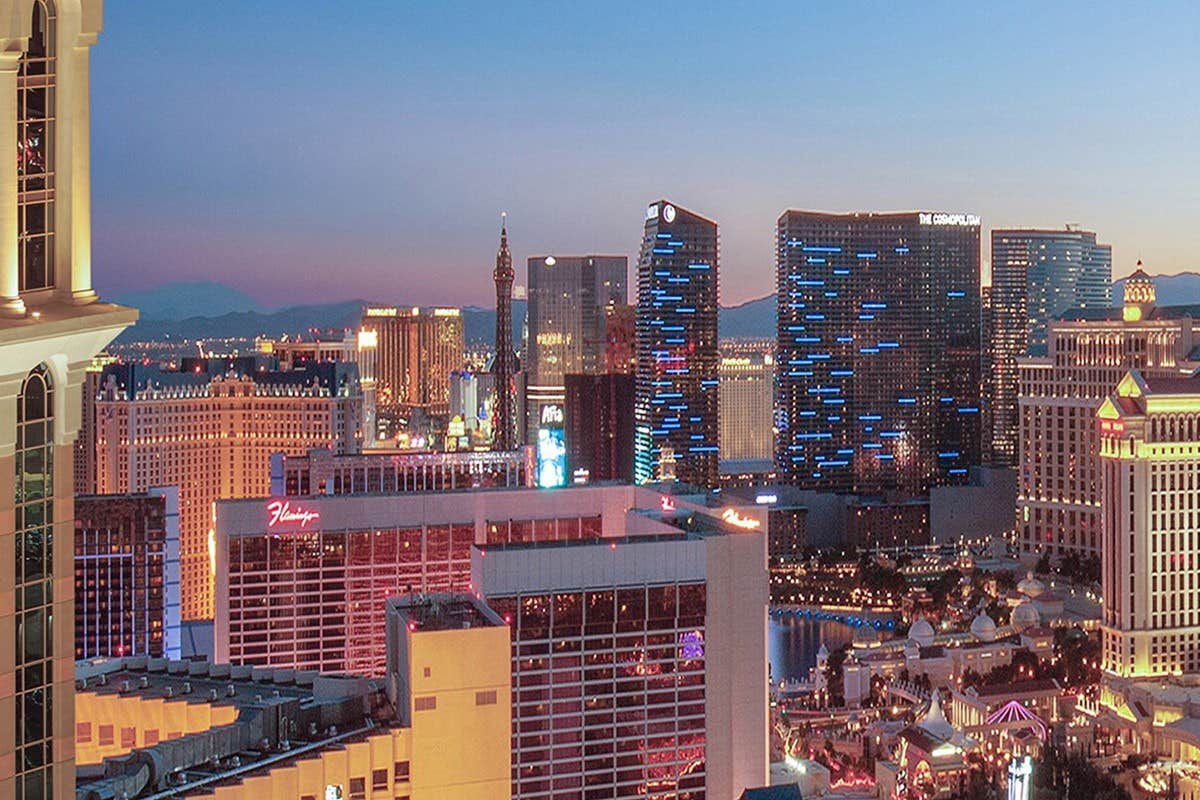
0;2;137;798
634;200;719;488
1018;268;1200;559
989;228;1111;464
524;254;626;443
775;211;981;494
1099;370;1200;678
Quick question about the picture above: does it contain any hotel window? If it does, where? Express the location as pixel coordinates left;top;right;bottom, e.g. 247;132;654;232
16;364;55;800
394;761;410;781
17;0;55;291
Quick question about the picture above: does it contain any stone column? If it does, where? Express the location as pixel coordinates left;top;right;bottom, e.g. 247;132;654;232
55;32;98;304
0;48;23;317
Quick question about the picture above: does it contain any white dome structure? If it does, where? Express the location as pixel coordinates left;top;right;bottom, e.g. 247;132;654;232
970;610;997;643
1018;571;1046;598
919;689;956;741
1011;599;1041;631
909;617;936;647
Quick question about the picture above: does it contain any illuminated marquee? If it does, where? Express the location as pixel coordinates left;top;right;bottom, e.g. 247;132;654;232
266;500;321;529
536;331;568;347
540;404;564;426
721;508;761;530
918;212;980;227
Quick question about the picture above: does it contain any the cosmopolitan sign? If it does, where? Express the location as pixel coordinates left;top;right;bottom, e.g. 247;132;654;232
266;500;321;529
918;212;980;227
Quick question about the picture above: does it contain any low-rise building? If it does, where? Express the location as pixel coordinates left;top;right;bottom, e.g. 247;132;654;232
74;592;510;800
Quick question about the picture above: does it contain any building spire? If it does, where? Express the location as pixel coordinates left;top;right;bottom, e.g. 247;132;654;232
492;212;517;450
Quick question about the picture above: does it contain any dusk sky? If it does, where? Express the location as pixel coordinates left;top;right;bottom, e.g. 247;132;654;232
92;2;1200;308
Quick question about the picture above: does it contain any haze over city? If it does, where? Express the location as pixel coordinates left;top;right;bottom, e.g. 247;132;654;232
91;2;1200;306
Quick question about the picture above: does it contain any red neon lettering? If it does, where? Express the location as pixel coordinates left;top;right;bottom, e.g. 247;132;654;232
266;500;321;528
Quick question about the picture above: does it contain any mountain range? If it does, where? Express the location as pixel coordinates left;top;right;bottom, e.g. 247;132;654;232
112;272;1200;345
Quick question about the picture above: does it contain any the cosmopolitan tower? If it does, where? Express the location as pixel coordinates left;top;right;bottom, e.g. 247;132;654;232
0;2;137;798
634;200;719;488
775;211;981;495
492;215;518;451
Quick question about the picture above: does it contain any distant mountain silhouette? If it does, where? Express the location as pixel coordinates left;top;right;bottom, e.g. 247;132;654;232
720;295;775;339
1112;272;1200;307
119;271;1200;347
114;281;264;321
115;301;367;344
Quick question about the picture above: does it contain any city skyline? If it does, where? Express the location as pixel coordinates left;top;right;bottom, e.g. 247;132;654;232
90;3;1199;306
11;2;1200;798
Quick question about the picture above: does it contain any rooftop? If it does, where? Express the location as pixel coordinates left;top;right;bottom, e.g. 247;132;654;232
386;592;505;632
1058;302;1200;323
75;657;390;800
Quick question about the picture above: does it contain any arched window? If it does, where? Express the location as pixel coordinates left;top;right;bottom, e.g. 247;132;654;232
15;363;55;800
17;0;56;292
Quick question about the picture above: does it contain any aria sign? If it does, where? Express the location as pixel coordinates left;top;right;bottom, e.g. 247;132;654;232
266;500;321;529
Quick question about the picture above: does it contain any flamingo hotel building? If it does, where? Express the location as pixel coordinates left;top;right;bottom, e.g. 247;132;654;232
213;483;768;800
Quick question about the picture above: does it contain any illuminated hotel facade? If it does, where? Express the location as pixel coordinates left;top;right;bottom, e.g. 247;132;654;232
213;484;768;799
988;228;1111;465
774;211;982;494
718;352;774;463
360;305;463;415
524;254;627;444
0;1;137;798
1099;370;1200;678
257;329;378;442
92;360;365;621
634;200;720;488
1018;269;1200;558
75;593;511;800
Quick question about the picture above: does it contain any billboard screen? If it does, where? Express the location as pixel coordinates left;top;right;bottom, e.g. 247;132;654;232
537;426;566;488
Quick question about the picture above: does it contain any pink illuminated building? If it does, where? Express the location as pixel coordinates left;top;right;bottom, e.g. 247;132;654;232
213;483;768;799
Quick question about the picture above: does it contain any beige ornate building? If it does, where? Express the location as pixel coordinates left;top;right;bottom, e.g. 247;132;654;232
1099;370;1200;678
92;362;365;621
1017;268;1200;559
0;2;137;799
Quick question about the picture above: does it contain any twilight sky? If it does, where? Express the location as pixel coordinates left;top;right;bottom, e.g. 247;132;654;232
92;2;1200;307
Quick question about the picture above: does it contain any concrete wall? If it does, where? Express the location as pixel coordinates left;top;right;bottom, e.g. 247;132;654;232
930;466;1017;544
